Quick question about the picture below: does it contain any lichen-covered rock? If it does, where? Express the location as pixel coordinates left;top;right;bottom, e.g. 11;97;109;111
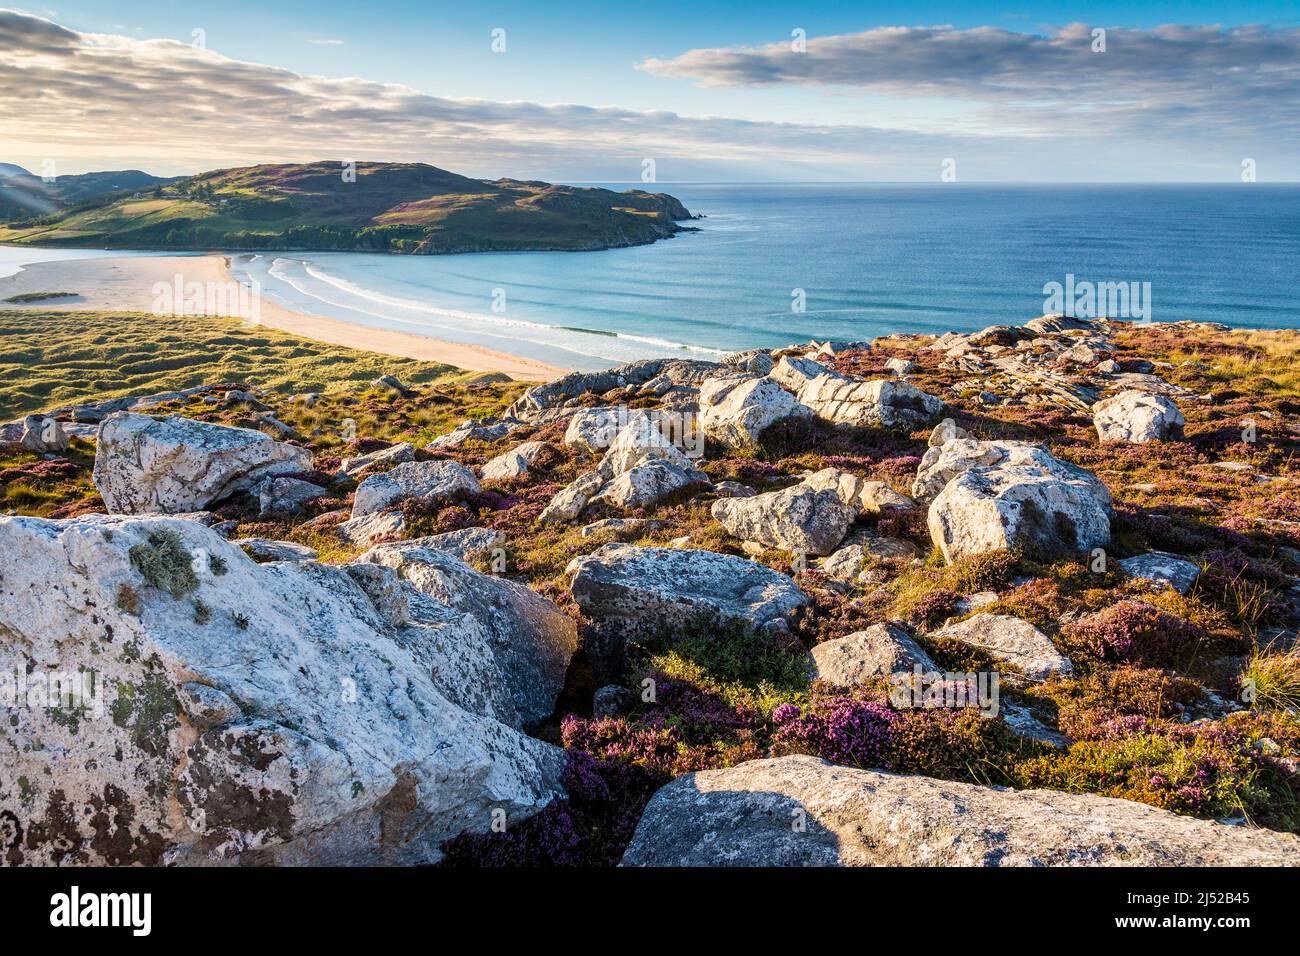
722;348;775;375
339;441;414;478
351;459;480;516
698;376;809;450
798;376;944;430
406;526;505;563
359;539;578;728
1119;551;1201;594
93;412;313;514
0;514;565;866
711;484;852;556
427;418;516;450
236;537;319;562
590;457;708;511
799;467;915;518
809;623;936;686
927;417;969;447
622;755;1300;866
258;476;327;516
480;441;549;481
337;509;406;547
538;471;606;524
563;407;634;454
1093;390;1185;443
927;613;1072;680
928;462;1112;564
769;355;834;392
913;439;1107;503
568;544;808;682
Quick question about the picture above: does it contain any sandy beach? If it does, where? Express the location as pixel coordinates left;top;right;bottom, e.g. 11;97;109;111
0;253;568;382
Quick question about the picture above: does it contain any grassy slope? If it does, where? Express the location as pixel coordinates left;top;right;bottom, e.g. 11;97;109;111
0;161;692;253
0;309;475;420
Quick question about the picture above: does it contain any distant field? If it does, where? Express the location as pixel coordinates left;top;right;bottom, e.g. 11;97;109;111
0;309;464;420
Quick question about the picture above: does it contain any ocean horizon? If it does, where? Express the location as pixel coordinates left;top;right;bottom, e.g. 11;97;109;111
8;182;1299;370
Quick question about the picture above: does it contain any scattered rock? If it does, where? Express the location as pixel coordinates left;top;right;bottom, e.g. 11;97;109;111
20;414;69;453
885;357;916;376
593;685;633;719
722;348;775;375
698;376;810;450
809;623;936;686
927;417;968;447
427;418;515;450
370;374;409;395
927;613;1072;680
711;484;852;556
93;412;313;514
339;442;415;478
1119;551;1201;594
337;509;406;548
1093;390;1185;443
580;517;665;540
408;526;505;563
351;460;480;517
568;544;808;682
481;441;549;481
258;476;327;516
799;376;945;430
800;467;915;518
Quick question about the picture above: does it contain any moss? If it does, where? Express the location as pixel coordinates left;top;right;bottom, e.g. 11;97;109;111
128;528;198;597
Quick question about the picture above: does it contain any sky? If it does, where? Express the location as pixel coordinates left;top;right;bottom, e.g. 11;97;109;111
3;2;1299;181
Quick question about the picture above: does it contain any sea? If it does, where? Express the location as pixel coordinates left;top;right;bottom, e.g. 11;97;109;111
7;184;1299;371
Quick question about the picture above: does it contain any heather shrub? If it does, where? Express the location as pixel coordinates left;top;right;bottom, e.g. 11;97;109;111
890;706;1039;783
770;696;898;769
1060;600;1244;669
1029;666;1205;741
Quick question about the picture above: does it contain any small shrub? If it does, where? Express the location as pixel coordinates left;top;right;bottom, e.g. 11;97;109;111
1244;643;1300;714
128;528;198;597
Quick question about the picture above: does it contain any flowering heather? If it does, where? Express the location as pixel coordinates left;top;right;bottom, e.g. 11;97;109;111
1061;599;1240;668
771;696;899;769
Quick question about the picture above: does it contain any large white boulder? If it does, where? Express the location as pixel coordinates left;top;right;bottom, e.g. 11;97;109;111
928;462;1112;564
698;376;810;450
912;439;1105;503
93;412;313;514
798;376;944;430
1093;390;1185;443
621;755;1300;866
0;514;565;866
358;538;578;728
809;623;936;686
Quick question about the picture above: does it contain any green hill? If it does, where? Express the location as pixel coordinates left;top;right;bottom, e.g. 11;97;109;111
0;168;178;222
0;161;695;254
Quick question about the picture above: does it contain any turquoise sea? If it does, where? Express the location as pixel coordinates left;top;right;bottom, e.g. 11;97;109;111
11;184;1300;371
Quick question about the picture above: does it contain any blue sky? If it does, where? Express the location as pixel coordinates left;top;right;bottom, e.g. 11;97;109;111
4;3;1300;180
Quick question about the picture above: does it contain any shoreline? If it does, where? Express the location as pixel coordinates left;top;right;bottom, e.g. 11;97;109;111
0;253;570;383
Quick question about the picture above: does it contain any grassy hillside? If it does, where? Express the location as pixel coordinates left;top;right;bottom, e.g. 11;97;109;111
0;167;177;222
0;309;492;420
0;161;695;254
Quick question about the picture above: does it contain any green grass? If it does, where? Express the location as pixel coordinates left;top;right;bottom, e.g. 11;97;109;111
0;309;467;420
3;291;78;303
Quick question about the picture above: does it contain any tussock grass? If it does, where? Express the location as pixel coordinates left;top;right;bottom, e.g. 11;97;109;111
0;309;463;420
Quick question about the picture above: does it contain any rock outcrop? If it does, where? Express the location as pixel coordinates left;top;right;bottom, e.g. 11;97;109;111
93;412;313;514
351;460;480;516
568;544;808;682
711;484;852;556
0;514;565;866
1093;389;1185;443
621;755;1300;866
358;539;578;728
698;376;809;450
809;624;936;686
927;613;1072;680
